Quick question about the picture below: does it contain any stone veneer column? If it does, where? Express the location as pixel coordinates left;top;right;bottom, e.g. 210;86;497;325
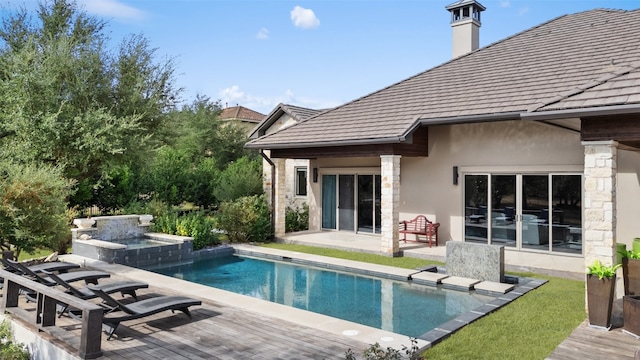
380;155;401;256
583;140;617;269
273;158;287;237
262;150;274;206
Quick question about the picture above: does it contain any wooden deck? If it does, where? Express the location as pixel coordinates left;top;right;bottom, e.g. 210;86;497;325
13;284;369;360
547;320;640;360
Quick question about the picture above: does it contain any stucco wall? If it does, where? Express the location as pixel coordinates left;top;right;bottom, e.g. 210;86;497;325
616;149;640;249
289;120;640;272
400;120;585;244
306;120;591;240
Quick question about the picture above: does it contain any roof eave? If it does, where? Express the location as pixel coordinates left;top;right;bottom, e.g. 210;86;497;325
245;136;406;150
417;111;522;126
521;104;640;121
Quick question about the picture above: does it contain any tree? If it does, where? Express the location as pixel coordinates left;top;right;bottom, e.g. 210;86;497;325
0;161;74;257
0;0;180;209
164;95;257;167
214;156;263;203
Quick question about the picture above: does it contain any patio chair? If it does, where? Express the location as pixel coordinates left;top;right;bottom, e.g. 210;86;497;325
41;270;149;316
87;285;202;340
1;258;80;274
4;259;110;286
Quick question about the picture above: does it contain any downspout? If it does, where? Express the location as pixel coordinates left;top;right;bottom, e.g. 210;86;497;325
261;150;276;240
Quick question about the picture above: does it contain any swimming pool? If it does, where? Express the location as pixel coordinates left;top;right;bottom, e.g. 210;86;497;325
143;254;494;337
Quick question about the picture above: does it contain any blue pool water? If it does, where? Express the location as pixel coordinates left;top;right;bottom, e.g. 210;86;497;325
143;255;493;337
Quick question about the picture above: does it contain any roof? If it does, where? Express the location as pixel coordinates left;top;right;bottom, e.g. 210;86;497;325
219;105;265;124
248;103;327;138
445;0;486;11
247;8;640;149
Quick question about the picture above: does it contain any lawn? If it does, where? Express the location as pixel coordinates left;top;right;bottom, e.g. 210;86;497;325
262;243;586;360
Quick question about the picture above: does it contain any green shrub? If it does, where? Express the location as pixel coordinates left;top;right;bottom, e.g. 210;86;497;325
0;161;74;258
150;210;179;235
213;156;262;203
345;338;423;360
175;211;220;250
216;195;272;243
150;208;220;251
285;204;309;232
0;319;29;360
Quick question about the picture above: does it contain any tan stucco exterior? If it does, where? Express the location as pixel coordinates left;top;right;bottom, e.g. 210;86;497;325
266;119;640;274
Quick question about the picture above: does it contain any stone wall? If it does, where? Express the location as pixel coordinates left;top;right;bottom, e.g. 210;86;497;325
71;215;151;241
71;215;193;267
446;241;504;283
583;140;617;268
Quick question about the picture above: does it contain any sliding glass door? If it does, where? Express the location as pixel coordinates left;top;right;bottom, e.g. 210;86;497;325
357;175;381;234
464;173;582;254
322;175;336;229
339;175;355;232
321;173;381;233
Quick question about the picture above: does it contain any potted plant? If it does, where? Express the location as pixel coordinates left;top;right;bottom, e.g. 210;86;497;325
624;295;640;337
586;260;620;329
623;249;640;296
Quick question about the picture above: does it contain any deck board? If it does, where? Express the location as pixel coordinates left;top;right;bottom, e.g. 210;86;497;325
9;280;368;360
547;320;640;360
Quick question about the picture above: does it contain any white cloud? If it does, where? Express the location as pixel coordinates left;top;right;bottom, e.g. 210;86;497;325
219;85;339;114
257;28;270;40
519;7;530;16
290;6;320;29
79;0;147;22
500;1;510;8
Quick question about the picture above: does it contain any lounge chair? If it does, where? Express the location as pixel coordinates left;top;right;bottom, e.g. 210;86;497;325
41;270;149;316
87;285;202;340
4;259;110;286
1;258;80;274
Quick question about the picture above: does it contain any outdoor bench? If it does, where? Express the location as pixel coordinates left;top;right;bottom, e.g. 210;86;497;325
399;215;440;247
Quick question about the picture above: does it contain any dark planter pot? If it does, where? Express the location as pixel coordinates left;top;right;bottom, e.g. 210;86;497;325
624;295;640;337
587;274;616;329
623;258;640;295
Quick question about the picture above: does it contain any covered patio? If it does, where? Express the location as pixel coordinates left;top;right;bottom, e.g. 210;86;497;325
278;230;585;280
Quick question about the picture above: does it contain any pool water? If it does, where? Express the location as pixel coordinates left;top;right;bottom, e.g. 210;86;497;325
112;238;168;249
144;255;493;337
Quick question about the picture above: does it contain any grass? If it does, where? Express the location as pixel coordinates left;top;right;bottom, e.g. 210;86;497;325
16;248;58;262
261;243;586;360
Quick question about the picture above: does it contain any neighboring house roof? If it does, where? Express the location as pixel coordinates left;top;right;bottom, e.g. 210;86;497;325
219;105;265;124
248;103;327;138
247;8;640;149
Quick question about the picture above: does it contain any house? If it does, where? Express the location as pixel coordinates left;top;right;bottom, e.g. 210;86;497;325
250;103;327;210
246;1;640;275
219;105;265;133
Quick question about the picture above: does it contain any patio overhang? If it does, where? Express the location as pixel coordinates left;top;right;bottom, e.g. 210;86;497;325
266;126;429;159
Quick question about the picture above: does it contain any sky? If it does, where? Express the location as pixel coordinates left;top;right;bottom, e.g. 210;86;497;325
2;0;639;115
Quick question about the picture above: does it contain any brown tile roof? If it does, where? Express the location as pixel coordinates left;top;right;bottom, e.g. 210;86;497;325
219;106;265;124
248;103;328;138
247;8;640;149
281;104;326;122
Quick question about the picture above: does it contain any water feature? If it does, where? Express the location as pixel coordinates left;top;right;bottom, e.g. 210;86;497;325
71;215;194;267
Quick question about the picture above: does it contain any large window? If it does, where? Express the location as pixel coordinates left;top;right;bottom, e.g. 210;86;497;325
464;173;582;255
295;167;307;196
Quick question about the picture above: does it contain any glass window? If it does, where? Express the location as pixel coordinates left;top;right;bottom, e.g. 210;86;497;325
464;172;582;255
551;175;582;254
464;175;488;244
295;167;307;196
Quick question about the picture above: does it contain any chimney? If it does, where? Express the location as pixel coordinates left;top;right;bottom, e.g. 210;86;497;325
446;0;486;58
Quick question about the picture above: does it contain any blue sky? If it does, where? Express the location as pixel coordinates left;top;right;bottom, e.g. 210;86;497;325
4;0;639;114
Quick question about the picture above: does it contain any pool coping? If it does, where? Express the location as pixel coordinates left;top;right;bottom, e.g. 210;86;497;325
231;244;548;349
61;244;547;353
